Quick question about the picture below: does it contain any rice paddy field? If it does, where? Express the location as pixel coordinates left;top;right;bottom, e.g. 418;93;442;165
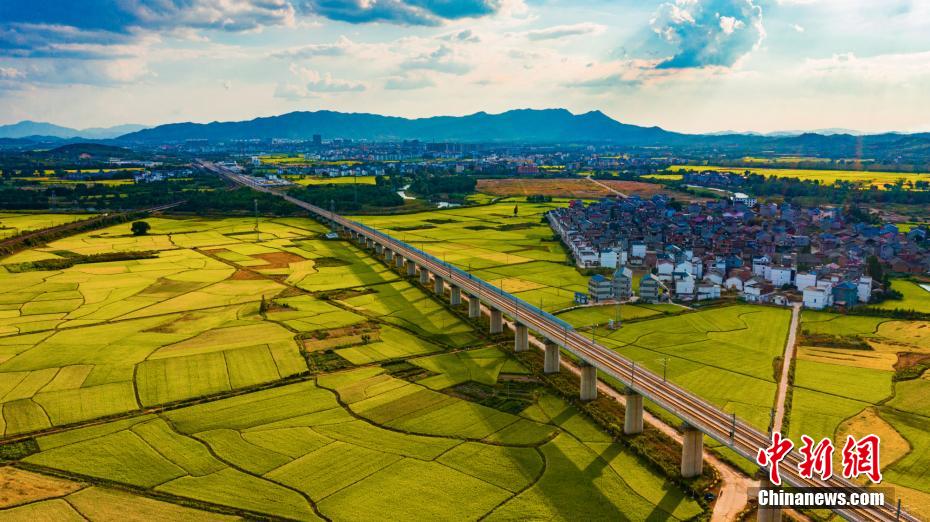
7;350;703;521
0;213;96;239
672;165;930;189
592;306;791;434
872;279;930;312
288;175;377;186
0;215;483;436
356;202;794;474
355;200;592;313
0;212;705;520
789;312;930;518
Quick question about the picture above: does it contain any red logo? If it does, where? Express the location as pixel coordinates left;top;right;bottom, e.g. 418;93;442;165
756;432;794;485
841;434;882;483
798;435;835;480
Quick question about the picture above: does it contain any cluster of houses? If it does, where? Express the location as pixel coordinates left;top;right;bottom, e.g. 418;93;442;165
549;195;929;310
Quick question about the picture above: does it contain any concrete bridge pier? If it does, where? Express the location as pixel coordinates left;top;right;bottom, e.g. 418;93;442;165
623;390;644;434
680;424;704;478
514;323;528;352
395;255;404;269
490;309;503;334
468;295;481;319
384;249;393;262
757;478;782;522
434;277;445;296
375;244;383;255
419;267;430;285
543;341;560;374
450;286;461;306
365;238;373;249
406;259;416;276
579;361;597;401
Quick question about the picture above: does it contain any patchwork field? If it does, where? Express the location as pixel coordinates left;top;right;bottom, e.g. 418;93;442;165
476;178;681;199
0;211;708;520
789;312;930;518
594;305;791;432
0;215;477;436
672;165;930;189
0;213;96;240
355;200;592;312
11;351;703;521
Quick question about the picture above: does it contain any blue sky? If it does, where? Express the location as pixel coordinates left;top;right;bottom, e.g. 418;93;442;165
1;0;929;133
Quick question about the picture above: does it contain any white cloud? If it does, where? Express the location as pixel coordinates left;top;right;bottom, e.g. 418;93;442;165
651;0;765;69
0;67;24;79
792;23;805;32
275;64;365;99
523;23;606;41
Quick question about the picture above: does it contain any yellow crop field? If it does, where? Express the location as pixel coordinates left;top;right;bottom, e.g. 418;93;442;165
673;165;930;188
0;213;97;239
289;175;377;186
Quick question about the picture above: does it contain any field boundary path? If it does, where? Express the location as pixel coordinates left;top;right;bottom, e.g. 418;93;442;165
201;160;917;522
586;176;627;198
772;303;801;434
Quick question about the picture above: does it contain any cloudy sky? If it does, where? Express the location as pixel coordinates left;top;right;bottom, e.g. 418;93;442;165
1;0;929;134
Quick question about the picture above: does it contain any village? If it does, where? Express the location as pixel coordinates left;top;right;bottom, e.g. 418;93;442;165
548;194;930;310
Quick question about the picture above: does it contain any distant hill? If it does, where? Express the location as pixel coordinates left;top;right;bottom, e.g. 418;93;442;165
0;121;148;139
117;109;684;145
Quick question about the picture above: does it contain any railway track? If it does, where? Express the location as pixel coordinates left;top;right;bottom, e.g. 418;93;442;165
201;161;917;522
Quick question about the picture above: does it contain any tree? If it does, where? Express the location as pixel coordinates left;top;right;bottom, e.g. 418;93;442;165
131;221;151;236
866;255;883;283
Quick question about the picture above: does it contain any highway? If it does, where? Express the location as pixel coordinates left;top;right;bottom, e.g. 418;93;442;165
201;161;916;522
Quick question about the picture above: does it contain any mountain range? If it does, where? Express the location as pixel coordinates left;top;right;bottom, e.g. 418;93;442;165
117;109;676;145
2;109;929;162
0;121;149;140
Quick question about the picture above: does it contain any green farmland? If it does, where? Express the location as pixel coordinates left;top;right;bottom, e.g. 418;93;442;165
356;201;796;474
789;312;930;518
872;279;930;312
0;212;96;239
355;200;591;312
0;213;704;520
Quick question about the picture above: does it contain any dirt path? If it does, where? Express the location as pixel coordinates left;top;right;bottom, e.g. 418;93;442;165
772;302;801;434
490;309;756;521
587;177;627;198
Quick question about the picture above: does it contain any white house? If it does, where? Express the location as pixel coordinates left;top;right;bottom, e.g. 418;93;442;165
795;272;817;291
742;277;768;303
675;273;696;298
697;283;721;301
674;260;694;276
769;267;794;288
704;270;724;286
803;286;830;310
733;192;757;207
631;242;647;259
657;260;675;280
752;256;770;277
857;276;873;304
598;249;619;269
577;249;599;268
